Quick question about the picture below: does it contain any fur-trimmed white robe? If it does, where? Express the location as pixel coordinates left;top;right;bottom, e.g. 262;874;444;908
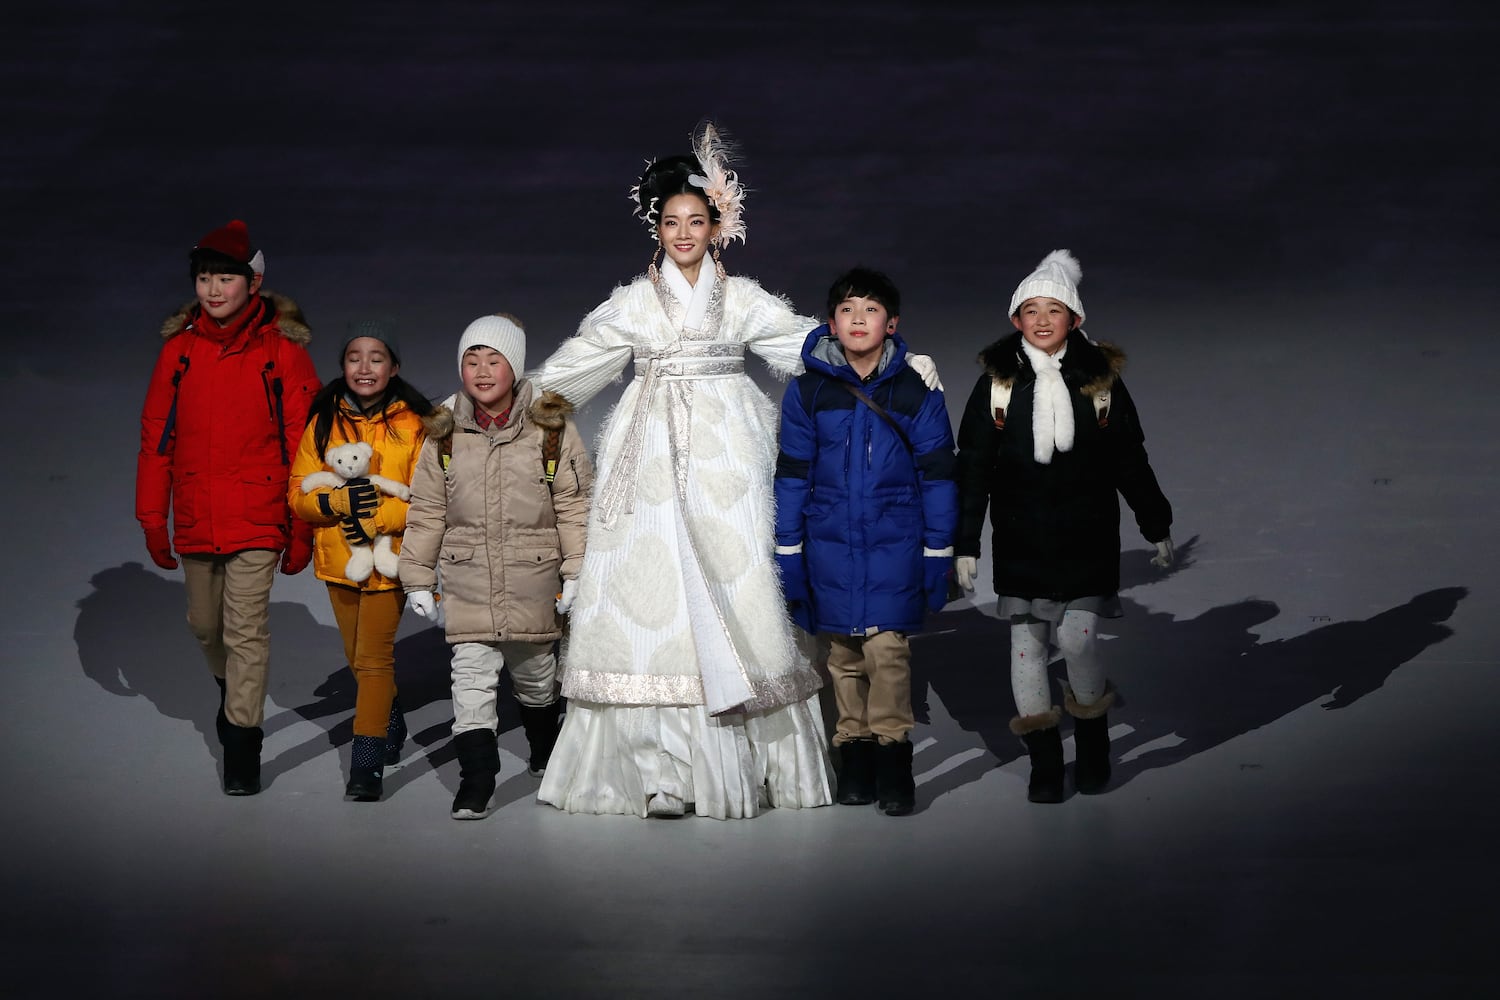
529;261;834;818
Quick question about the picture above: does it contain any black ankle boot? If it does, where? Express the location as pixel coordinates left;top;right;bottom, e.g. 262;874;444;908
517;701;562;777
1066;685;1116;795
1018;726;1065;803
213;676;230;747
874;739;916;816
346;734;385;802
383;696;408;767
451;729;500;820
835;739;877;805
221;722;263;796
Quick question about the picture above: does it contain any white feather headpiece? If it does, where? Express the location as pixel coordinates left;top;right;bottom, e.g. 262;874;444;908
628;121;749;247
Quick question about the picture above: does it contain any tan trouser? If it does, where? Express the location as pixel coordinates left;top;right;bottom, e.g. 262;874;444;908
181;549;279;728
450;641;558;735
326;584;404;738
825;630;913;745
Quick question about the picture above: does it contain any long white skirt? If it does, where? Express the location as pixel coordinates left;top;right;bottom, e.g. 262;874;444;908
537;692;834;819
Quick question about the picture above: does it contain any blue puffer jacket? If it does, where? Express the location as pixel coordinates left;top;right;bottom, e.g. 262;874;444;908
774;325;958;635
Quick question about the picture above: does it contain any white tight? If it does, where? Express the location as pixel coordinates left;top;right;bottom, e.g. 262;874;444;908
1009;610;1106;718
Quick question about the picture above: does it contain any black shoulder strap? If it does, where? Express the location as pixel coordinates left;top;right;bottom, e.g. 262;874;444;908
841;381;913;452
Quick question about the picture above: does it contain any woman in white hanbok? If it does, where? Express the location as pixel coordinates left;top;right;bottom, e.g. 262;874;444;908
531;125;935;818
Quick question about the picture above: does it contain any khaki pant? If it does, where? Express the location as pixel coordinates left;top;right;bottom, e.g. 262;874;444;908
450;641;558;735
825;630;913;745
182;549;279;728
326;584;404;738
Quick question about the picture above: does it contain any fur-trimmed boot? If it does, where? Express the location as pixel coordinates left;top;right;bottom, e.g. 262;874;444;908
346;734;385;802
451;729;500;820
835;738;878;806
1066;684;1116;795
517;700;562;778
383;696;408;767
213;676;230;747
221;722;263;796
1012;708;1064;804
874;739;916;816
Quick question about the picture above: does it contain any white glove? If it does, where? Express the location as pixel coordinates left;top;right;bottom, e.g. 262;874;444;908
908;353;943;391
955;556;977;593
1150;537;1175;569
406;590;439;620
555;578;579;615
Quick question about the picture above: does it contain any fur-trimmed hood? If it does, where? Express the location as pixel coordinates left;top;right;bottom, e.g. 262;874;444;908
159;292;311;345
422;380;574;440
977;330;1124;398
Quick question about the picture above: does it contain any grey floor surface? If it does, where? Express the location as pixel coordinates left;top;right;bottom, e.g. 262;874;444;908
3;3;1497;997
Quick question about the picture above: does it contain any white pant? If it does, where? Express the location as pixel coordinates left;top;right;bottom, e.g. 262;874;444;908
450;640;558;735
1010;610;1106;718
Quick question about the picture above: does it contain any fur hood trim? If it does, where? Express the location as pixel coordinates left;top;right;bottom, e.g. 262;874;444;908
977;331;1125;398
159;292;311;344
423;384;573;441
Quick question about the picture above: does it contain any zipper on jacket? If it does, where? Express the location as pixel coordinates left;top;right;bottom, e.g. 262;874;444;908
260;360;288;465
157;354;191;455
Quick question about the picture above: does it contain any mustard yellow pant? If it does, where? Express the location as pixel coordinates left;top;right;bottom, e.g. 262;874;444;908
326;584;404;738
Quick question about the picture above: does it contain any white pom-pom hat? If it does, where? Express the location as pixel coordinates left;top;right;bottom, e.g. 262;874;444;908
1009;249;1084;322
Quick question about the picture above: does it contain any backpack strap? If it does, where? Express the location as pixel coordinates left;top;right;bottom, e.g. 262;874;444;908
156;353;192;454
991;379;1111;429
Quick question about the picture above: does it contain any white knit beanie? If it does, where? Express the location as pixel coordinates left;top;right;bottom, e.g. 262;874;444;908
1008;249;1085;322
456;315;526;377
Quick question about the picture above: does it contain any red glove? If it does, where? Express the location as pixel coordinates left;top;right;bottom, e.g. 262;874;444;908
280;520;314;575
144;525;177;570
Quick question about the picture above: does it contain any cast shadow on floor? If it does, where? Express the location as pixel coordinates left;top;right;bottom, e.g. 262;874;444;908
72;562;530;804
907;537;1467;810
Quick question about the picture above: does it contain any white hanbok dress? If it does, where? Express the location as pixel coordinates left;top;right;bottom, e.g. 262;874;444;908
531;258;834;818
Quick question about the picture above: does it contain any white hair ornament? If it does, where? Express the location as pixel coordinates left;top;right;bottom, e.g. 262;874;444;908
628;121;748;248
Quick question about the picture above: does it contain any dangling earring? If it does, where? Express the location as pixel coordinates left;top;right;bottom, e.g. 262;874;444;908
648;245;662;284
712;244;726;281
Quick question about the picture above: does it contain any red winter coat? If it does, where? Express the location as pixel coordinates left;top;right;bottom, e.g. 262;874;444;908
136;293;321;555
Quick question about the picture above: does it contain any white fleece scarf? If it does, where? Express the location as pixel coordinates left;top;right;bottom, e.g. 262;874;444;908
1021;339;1073;464
660;255;717;333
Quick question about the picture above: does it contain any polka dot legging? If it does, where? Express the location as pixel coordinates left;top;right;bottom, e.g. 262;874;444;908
1009;610;1107;719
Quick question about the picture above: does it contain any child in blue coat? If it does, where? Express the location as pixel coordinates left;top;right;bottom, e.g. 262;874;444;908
774;268;959;816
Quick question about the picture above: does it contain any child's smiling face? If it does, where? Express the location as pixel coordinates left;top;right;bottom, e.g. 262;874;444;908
1011;296;1080;355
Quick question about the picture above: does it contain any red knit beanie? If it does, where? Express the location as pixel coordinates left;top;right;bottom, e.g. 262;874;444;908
193;219;265;274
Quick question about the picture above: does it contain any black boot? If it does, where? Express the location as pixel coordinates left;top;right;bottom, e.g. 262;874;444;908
451;729;500;820
1066;685;1116;795
221;722;263;796
345;734;385;802
213;676;230;747
383;696;408;767
874;739;916;816
517;700;562;777
835;738;878;805
1013;709;1064;804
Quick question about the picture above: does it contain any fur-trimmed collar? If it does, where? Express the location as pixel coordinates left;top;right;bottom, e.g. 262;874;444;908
159;292;311;345
977;330;1125;397
423;380;574;440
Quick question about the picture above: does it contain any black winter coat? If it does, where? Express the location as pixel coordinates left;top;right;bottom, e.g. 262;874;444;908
955;330;1171;600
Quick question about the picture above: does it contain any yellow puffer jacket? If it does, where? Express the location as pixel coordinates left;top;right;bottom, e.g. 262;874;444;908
288;398;427;590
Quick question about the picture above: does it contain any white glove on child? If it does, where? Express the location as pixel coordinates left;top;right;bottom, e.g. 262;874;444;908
556;578;579;615
955;556;978;593
908;354;943;391
406;591;439;620
1151;537;1175;569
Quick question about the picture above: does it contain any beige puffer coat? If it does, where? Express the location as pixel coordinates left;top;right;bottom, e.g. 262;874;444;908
399;380;593;644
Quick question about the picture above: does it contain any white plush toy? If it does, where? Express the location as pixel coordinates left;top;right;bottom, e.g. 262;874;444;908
300;441;410;582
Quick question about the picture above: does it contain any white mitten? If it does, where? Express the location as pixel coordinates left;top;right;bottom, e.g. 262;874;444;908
556;578;579;615
908;353;943;391
1151;537;1175;569
955;556;978;593
407;591;438;620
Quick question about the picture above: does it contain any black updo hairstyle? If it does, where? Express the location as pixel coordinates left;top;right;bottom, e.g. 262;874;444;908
635;154;719;230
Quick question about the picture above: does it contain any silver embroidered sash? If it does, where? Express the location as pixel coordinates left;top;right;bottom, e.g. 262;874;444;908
595;342;747;526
